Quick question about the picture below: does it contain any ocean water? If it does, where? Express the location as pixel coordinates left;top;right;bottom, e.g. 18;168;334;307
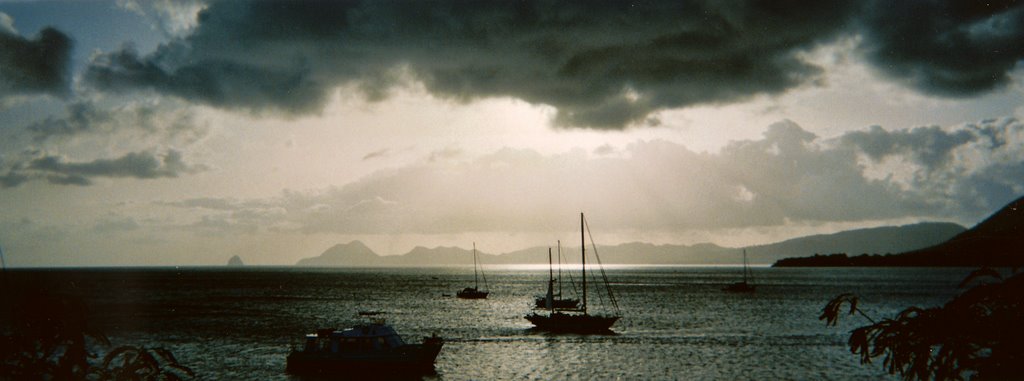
4;266;969;380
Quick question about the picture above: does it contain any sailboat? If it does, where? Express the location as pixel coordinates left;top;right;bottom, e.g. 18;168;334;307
533;242;580;309
722;249;756;293
456;242;489;299
525;213;620;333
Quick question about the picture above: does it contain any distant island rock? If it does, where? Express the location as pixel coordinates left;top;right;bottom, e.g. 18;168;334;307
227;255;245;266
295;222;964;267
774;195;1023;267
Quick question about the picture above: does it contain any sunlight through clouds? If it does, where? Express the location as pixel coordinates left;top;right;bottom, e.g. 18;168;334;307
1;1;1022;265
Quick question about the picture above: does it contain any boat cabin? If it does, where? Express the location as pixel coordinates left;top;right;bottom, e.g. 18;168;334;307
301;324;406;353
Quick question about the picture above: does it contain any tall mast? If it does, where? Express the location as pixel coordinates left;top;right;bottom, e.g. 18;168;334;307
581;212;587;314
548;247;554;284
473;242;479;289
547;247;554;311
557;240;562;297
745;248;753;284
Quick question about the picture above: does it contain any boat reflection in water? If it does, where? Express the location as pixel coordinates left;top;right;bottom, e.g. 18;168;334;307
285;314;443;378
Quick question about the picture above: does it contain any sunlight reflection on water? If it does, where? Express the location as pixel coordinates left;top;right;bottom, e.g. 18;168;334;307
12;266;967;380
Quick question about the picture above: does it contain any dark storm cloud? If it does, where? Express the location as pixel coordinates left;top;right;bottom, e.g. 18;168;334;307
86;44;325;114
0;24;72;99
84;0;863;128
81;1;1024;129
858;1;1024;96
1;150;204;187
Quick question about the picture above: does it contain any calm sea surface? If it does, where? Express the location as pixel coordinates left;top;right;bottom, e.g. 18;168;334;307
5;266;969;380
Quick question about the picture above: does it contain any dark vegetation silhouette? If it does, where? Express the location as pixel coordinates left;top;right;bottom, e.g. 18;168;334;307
0;289;194;380
821;267;1023;380
89;345;194;381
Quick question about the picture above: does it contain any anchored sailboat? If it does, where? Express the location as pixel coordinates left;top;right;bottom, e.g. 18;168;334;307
456;242;489;299
533;242;580;309
525;213;620;333
723;249;756;293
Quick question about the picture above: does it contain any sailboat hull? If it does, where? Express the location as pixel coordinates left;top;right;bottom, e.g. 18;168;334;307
525;312;619;333
722;281;756;293
456;287;489;299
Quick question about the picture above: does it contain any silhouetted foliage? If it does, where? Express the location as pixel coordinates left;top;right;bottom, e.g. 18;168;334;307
88;346;195;381
820;293;875;326
1;290;194;380
822;268;1024;380
0;290;108;379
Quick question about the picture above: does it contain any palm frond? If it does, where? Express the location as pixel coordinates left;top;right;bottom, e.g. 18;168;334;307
820;293;860;326
957;267;1001;289
824;267;1023;381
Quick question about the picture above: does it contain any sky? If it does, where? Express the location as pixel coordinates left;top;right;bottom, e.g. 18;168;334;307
1;0;1022;267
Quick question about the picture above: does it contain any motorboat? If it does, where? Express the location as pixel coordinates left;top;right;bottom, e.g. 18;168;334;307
285;319;443;376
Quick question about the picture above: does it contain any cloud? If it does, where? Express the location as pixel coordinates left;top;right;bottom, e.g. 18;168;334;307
26;99;208;143
26;101;113;140
79;1;1024;129
83;1;862;129
840;124;975;172
162;197;245;210
116;0;206;37
92;216;141;233
427;147;462;162
171;118;1018;237
1;149;205;187
156;196;288;236
0;13;15;34
0;171;29;188
593;144;616;156
0;17;73;100
858;1;1024;97
837;117;1024;213
187;214;259;236
86;42;326;115
362;148;390;161
0;98;210;187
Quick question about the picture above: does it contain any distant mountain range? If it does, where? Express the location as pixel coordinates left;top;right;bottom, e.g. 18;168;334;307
295;222;965;267
775;195;1024;267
